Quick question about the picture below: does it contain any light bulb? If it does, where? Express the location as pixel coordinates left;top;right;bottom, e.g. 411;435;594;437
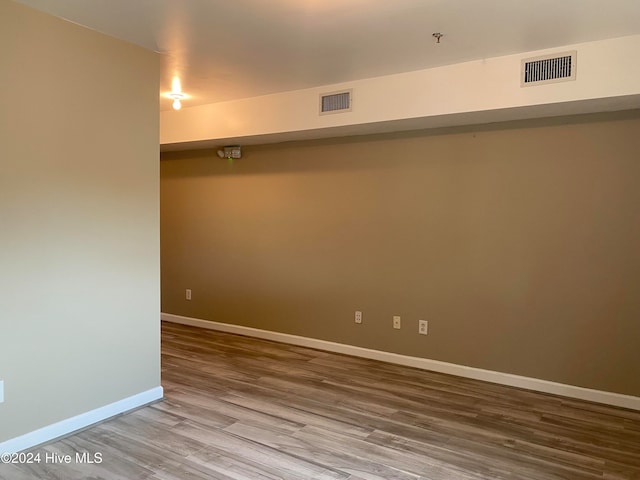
172;98;182;110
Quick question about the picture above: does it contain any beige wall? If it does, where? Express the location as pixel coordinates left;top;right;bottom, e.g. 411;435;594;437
161;111;640;397
0;2;160;442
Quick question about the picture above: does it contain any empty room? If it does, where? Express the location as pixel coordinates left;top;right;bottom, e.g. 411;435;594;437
1;1;639;479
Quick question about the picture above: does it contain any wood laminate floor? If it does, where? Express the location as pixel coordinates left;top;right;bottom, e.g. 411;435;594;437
2;321;640;479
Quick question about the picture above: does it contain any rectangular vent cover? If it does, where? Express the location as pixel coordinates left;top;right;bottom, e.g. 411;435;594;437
521;51;576;87
320;90;352;114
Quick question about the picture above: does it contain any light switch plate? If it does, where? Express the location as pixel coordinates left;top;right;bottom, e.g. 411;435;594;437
0;380;4;403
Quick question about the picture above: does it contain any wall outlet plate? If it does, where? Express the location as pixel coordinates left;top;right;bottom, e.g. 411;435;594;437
355;311;362;324
393;316;401;329
419;320;428;335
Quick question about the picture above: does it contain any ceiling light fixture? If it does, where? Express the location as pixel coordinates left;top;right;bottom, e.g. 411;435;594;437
165;76;188;110
169;92;186;110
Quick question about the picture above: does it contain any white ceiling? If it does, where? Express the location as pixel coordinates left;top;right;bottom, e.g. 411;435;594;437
14;0;640;111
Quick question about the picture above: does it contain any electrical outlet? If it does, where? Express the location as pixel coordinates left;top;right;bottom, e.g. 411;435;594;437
0;380;4;404
355;310;362;324
393;315;401;329
419;320;428;335
185;289;192;301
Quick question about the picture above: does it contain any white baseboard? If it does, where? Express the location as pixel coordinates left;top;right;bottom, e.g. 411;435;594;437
162;312;640;411
0;386;163;454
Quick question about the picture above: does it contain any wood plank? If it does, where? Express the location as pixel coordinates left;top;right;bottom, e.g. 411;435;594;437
2;321;639;479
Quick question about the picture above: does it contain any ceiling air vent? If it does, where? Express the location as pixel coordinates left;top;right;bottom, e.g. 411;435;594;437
319;90;352;115
521;51;576;87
